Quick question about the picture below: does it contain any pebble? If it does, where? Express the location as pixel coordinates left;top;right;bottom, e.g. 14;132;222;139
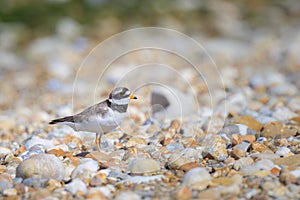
234;157;254;170
3;188;17;196
234;141;251;152
261;122;298;138
227;115;263;132
241;159;274;176
24;136;54;150
46;179;62;191
23;177;48;188
126;137;147;148
46;144;69;155
0;173;13;192
90;174;103;187
251;152;280;160
249;71;285;88
71;159;98;180
212;174;243;195
86;151;110;164
0;117;15;131
0;147;12;159
129;158;160;175
280;168;300;184
201;134;228;161
271;106;297;121
251;142;270;152
65;178;87;195
221;124;249;136
275;146;294;157
119;175;164;184
231;149;246;159
115;191;141;200
16;154;65;181
274;154;300;166
166;142;184;152
167;148;201;170
182;167;211;190
175;186;193;200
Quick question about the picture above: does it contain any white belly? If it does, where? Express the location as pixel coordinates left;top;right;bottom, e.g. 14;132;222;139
63;110;127;133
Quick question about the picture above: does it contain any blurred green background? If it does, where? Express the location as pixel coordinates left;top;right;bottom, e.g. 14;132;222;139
1;0;300;41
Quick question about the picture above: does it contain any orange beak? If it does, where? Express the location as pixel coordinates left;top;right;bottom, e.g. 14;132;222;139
130;94;137;99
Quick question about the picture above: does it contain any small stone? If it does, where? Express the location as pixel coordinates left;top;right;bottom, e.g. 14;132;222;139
182;167;211;190
0;147;12;159
169;119;180;131
251;142;270;152
250;71;284;88
280;169;300;184
270;166;281;176
221;124;250;136
14;182;25;195
231;134;241;145
126;137;147;148
71;159;98;180
261;122;298;138
3;188;17;196
146;124;161;134
24;136;54;150
65;178;87;195
201;134;228;161
115;191;141;200
271;106;297;121
224;157;236;165
275;146;294;157
167;148;201;170
23;177;48;188
119;175;164;184
46;144;69;157
90;174;103;187
86;151;110;164
129;158;160;175
251;152;280;160
256;137;267;143
252;170;270;177
234;141;251;152
0;173;13;192
241;159;274;176
179;162;202;172
0;117;15;131
46;179;62;191
175;186;192;200
291;116;300;124
229;115;263;132
274;154;300;166
240;135;256;143
212;174;243;188
234;157;254;170
231;149;246;159
166;142;184;152
16;154;65;181
198;188;219;199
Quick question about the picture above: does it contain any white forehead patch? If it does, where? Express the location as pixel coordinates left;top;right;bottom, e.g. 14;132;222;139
125;90;131;96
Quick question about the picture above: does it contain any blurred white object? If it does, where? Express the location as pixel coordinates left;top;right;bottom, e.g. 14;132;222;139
150;86;195;122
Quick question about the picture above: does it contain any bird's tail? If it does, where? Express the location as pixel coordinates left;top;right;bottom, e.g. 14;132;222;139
49;116;74;124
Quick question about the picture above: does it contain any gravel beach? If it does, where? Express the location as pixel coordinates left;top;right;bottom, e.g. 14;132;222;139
0;1;300;199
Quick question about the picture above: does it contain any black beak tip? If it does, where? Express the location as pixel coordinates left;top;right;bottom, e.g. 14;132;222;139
133;96;138;99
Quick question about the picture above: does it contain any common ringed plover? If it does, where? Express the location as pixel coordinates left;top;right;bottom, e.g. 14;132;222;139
49;87;137;151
